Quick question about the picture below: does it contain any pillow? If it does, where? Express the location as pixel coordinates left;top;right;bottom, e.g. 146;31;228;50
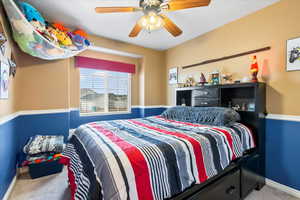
23;135;64;155
161;106;240;127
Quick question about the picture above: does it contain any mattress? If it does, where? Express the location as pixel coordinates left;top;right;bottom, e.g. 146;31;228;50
62;116;255;200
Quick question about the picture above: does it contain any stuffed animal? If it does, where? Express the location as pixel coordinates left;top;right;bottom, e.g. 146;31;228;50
30;20;46;34
52;22;69;32
43;25;59;46
45;25;71;46
55;30;72;46
73;29;88;38
67;32;90;50
19;2;46;25
49;23;73;46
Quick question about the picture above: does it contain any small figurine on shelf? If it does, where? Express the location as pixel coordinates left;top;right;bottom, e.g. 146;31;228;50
199;73;207;86
222;74;233;84
250;55;259;82
210;71;220;85
184;76;195;87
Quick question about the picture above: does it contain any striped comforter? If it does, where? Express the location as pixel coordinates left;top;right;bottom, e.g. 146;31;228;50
62;116;255;200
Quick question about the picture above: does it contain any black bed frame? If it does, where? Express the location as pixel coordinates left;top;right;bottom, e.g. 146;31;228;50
171;82;266;200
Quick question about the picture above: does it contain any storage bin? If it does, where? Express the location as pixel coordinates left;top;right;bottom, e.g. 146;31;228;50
28;159;63;179
2;0;87;60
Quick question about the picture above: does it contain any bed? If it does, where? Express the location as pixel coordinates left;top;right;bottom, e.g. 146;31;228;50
62;108;256;200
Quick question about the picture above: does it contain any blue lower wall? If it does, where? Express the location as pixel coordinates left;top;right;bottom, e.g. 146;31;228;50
17;113;70;163
1;109;300;198
0;117;19;199
265;119;300;191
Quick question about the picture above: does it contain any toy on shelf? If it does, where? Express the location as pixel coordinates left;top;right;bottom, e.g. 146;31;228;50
222;73;233;84
2;0;90;60
250;55;259;82
210;71;220;85
199;73;207;86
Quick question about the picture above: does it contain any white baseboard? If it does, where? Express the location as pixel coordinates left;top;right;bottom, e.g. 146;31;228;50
266;178;300;198
3;175;17;200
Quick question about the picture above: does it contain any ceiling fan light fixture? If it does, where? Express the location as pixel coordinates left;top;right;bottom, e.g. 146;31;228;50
138;12;164;32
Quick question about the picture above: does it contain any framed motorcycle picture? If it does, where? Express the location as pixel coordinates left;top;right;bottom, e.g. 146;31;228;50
287;37;300;71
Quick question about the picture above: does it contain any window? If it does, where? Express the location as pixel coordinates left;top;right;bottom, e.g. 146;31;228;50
80;68;131;115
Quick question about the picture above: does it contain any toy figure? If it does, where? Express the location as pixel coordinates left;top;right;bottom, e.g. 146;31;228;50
19;2;46;25
199;73;207;85
250;56;259;82
210;71;220;85
222;74;233;84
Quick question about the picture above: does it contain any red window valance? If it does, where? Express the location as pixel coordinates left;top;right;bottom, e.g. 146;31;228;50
75;56;136;74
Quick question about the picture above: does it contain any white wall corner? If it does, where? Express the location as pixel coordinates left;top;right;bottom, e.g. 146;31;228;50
266;178;300;198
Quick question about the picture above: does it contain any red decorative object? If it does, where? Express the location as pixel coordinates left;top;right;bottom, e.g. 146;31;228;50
250;55;259;82
75;56;136;74
199;73;207;85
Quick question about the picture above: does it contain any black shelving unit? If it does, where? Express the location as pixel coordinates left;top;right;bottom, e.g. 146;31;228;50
173;82;266;200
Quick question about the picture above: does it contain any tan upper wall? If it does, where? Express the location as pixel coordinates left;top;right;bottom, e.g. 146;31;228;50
11;34;166;112
166;0;300;115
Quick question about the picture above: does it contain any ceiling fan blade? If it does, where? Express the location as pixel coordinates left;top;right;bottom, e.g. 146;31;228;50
95;7;141;13
170;0;210;3
160;14;182;37
129;23;142;37
167;0;211;11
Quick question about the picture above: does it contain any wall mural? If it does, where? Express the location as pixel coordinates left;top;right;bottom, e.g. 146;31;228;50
0;18;15;99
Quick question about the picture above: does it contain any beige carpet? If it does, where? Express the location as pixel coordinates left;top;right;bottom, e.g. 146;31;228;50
9;168;299;200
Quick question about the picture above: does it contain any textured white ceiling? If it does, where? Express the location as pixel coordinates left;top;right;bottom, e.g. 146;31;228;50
26;0;280;50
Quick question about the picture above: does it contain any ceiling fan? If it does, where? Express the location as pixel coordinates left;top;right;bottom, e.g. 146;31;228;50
95;0;211;37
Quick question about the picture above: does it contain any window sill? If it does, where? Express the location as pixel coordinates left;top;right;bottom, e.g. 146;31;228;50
80;111;132;117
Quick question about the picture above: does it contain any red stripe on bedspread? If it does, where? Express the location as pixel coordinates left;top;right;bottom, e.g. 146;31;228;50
156;116;236;160
211;127;236;160
60;156;76;200
129;119;208;183
91;124;154;200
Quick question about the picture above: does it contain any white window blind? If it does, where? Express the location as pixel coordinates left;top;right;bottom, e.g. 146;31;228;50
80;68;131;114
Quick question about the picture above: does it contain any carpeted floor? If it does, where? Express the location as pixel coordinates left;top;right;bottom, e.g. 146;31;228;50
9;167;300;200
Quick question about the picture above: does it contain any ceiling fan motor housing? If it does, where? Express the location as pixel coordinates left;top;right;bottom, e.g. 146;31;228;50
140;0;163;14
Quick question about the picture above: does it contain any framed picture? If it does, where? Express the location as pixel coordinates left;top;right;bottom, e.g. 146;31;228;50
0;61;9;99
169;67;178;84
287;37;300;71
